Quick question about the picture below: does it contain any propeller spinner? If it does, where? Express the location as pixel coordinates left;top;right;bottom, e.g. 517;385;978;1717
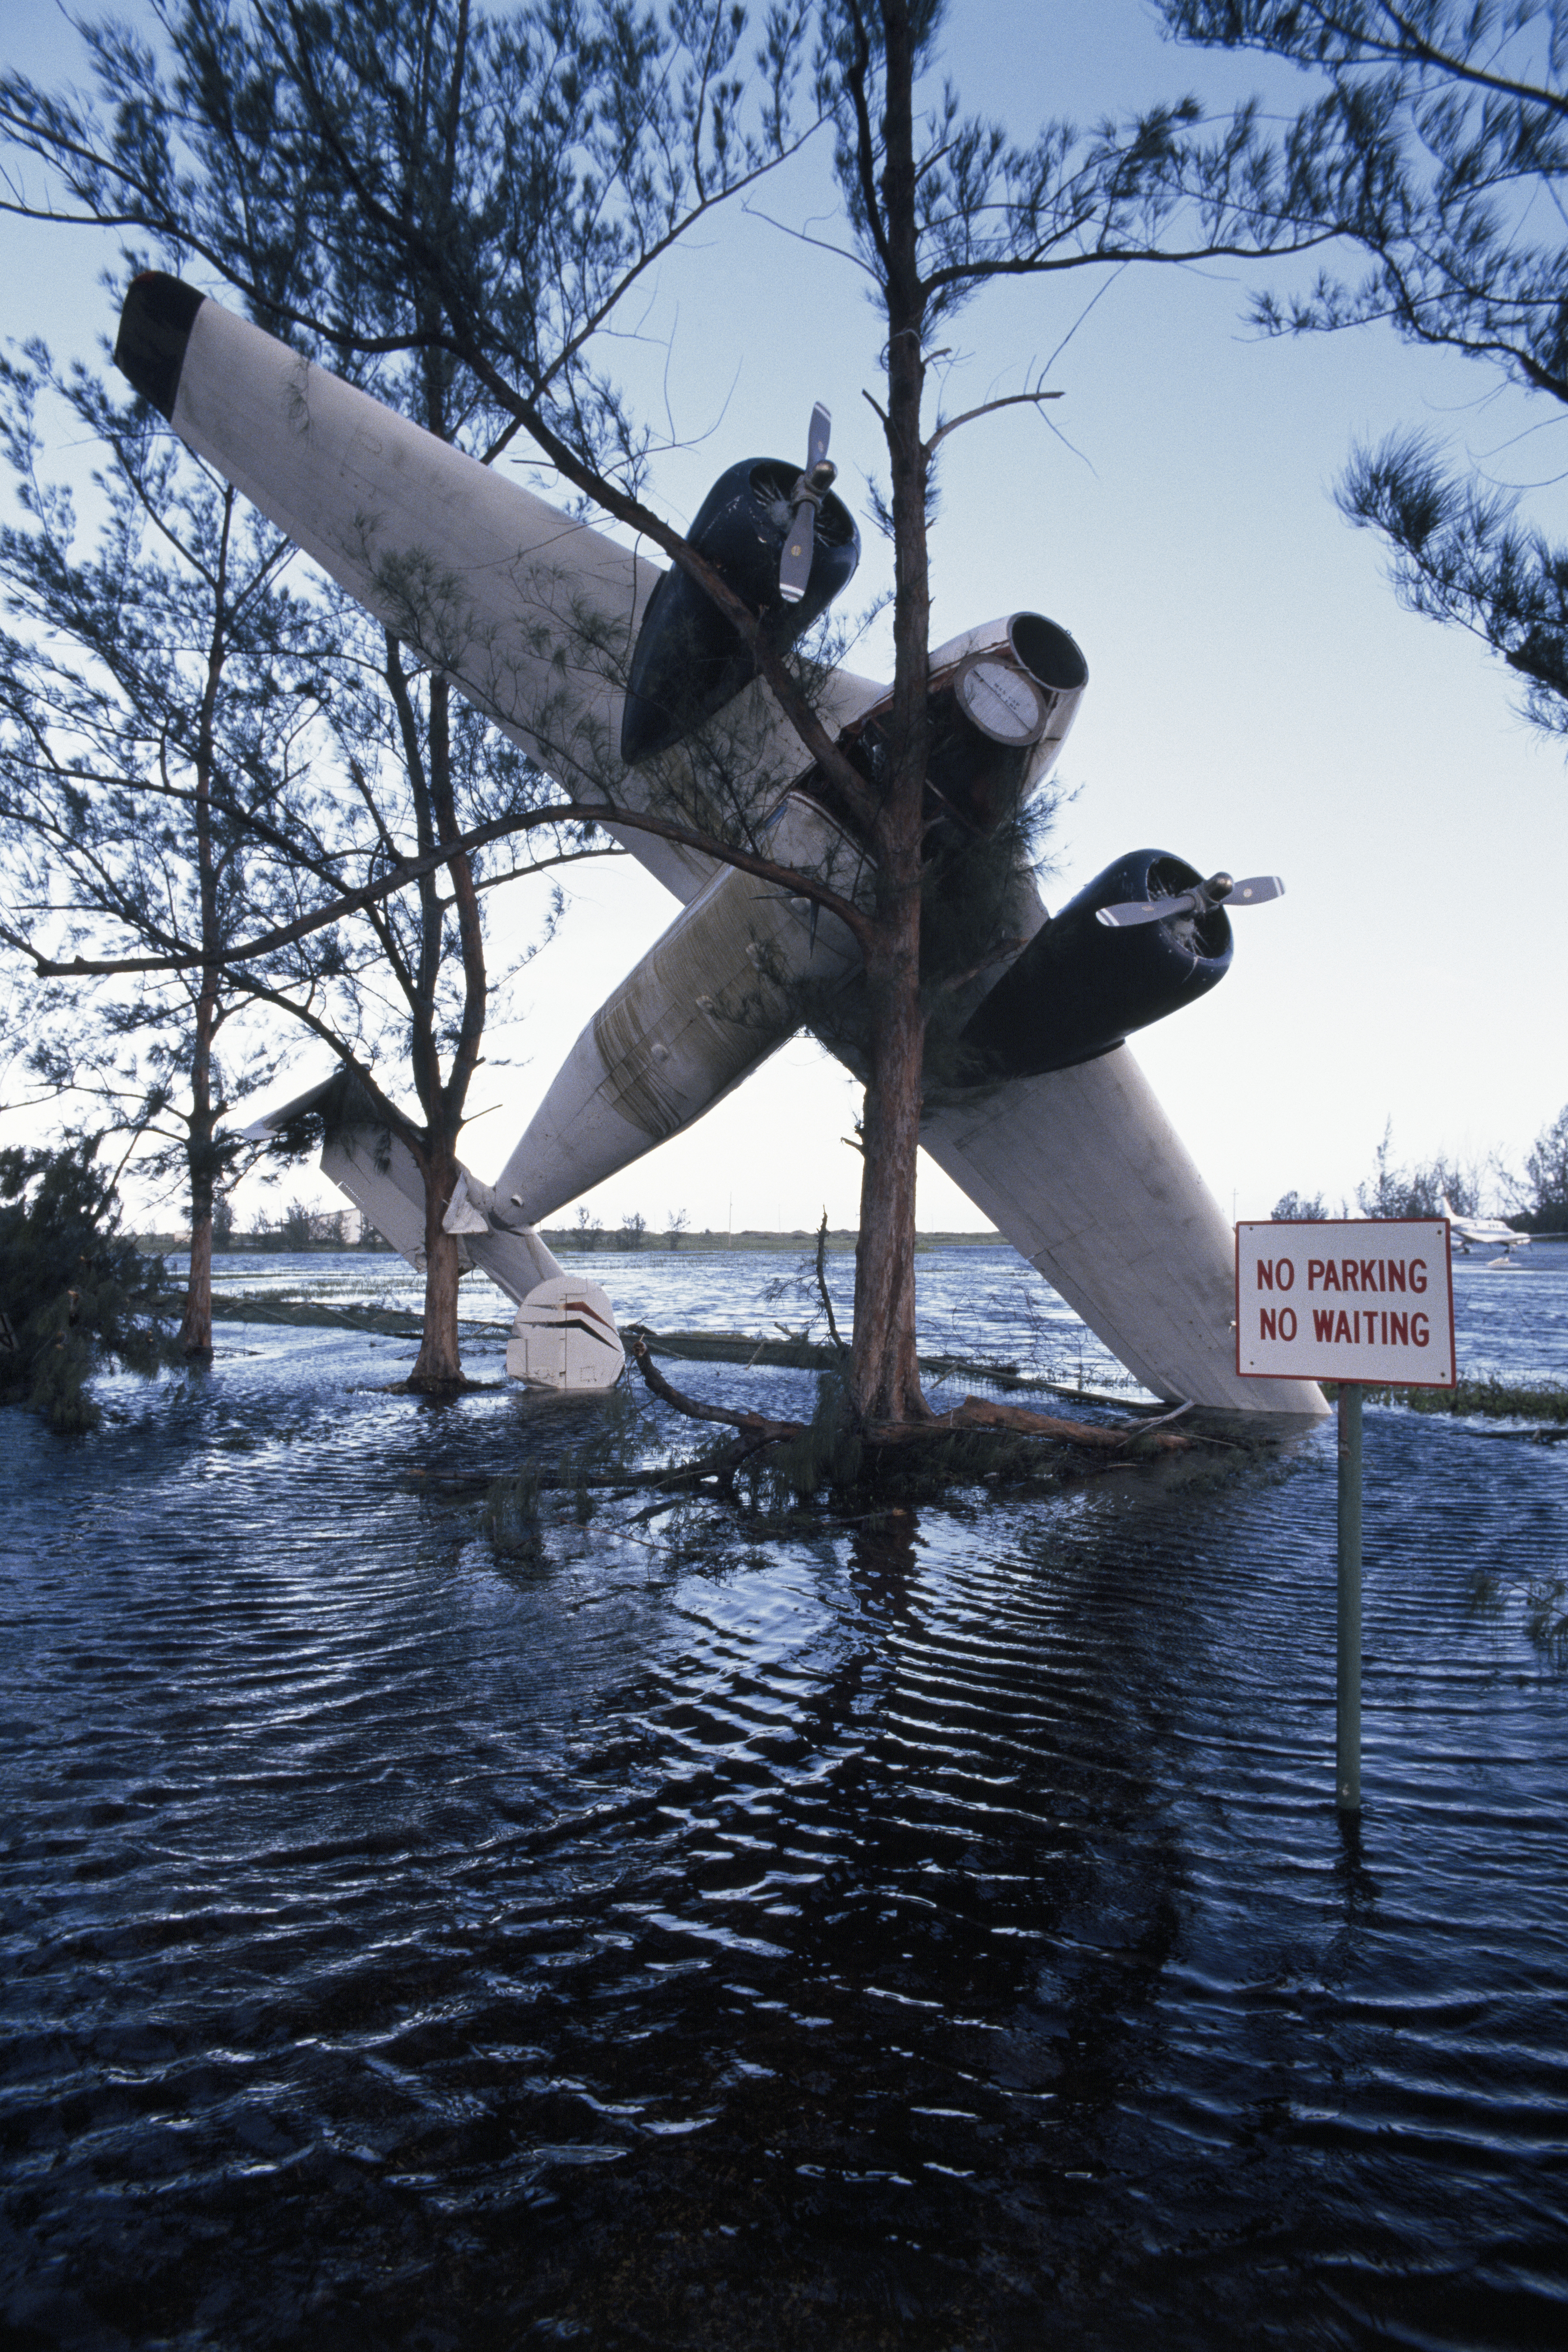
778;404;836;604
1094;871;1285;929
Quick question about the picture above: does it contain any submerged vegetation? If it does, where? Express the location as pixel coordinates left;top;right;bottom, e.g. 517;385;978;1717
1324;1375;1568;1428
464;1342;1275;1569
1469;1561;1568;1664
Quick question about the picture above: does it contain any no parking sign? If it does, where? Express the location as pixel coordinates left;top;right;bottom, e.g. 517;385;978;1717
1234;1218;1457;1814
1235;1220;1456;1388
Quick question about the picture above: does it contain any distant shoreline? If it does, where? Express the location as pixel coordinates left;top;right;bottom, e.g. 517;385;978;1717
133;1224;1568;1258
132;1228;1006;1255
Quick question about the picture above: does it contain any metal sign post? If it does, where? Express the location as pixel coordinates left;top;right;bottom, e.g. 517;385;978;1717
1337;1383;1362;1812
1234;1219;1456;1815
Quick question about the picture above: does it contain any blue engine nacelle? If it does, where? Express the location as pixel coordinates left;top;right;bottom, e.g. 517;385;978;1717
959;849;1233;1081
620;457;860;764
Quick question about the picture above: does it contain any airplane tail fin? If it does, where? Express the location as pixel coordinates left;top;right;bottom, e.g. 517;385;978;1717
243;1078;627;1389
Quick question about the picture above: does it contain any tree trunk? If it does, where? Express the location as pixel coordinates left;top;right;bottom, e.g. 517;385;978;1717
850;871;930;1424
179;927;220;1363
380;503;486;1393
181;486;231;1364
179;1185;214;1362
408;1131;467;1390
846;0;932;1431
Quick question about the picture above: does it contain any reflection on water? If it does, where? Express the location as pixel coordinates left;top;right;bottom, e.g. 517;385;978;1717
1;1251;1565;2347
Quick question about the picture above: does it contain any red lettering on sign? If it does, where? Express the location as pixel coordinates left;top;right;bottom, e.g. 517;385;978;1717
1239;1226;1449;1379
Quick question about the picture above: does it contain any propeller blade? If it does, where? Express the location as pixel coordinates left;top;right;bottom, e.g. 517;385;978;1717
1095;893;1197;929
780;404;835;605
779;501;816;604
1094;871;1286;928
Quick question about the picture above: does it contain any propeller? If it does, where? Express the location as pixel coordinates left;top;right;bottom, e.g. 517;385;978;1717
1094;870;1285;929
778;403;836;604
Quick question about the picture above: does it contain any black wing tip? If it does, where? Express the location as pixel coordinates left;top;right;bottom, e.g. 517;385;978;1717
114;273;204;419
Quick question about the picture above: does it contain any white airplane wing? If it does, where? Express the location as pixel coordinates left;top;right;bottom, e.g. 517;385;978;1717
116;275;879;906
921;1051;1326;1415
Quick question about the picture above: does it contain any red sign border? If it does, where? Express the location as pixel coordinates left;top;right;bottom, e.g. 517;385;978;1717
1233;1217;1457;1389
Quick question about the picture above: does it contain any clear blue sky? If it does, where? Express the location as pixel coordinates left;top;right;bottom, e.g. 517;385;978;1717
4;0;1564;1232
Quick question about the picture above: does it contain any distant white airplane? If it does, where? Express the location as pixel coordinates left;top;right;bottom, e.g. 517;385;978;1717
116;272;1325;1416
1442;1195;1531;1264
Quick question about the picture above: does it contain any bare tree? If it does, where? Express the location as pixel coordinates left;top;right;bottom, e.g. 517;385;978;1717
0;348;309;1356
0;0;632;1388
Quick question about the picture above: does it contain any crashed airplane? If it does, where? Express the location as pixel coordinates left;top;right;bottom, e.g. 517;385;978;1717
115;272;1324;1418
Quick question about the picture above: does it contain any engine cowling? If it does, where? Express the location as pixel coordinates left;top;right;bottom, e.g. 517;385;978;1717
620;457;860;764
957;849;1233;1082
825;612;1089;842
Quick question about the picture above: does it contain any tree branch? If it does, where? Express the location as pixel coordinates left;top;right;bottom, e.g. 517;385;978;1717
9;793;874;978
923;384;1063;454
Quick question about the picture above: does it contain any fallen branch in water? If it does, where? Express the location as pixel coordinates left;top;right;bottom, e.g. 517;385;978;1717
635;1324;1155;1410
915;1396;1190;1454
628;1326;1187;1464
626;1331;806;1444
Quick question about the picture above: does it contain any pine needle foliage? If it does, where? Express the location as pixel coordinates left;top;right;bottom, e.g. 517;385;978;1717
0;1138;171;1430
1160;1;1568;742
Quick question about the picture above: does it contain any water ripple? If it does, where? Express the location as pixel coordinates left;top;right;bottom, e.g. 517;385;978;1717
1;1262;1566;2346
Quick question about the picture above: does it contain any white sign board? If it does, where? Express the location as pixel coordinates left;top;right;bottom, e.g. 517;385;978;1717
1235;1220;1456;1388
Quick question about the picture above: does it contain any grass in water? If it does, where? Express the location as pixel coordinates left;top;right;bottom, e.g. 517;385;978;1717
1325;1375;1568;1424
1468;1565;1568;1662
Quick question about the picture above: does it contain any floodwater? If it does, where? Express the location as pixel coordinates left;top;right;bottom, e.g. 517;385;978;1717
2;1246;1565;2349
